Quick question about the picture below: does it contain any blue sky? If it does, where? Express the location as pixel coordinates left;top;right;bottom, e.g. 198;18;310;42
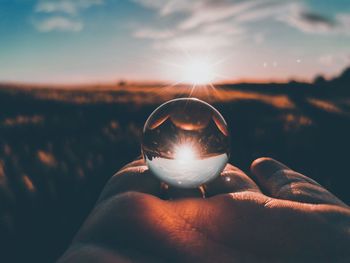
0;0;349;84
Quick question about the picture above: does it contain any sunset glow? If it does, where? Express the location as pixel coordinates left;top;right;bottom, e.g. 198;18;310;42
0;1;348;84
181;59;216;85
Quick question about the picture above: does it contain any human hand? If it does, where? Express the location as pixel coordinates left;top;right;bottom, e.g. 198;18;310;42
58;158;350;263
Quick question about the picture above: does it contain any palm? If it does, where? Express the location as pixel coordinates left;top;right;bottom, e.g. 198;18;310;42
59;159;350;263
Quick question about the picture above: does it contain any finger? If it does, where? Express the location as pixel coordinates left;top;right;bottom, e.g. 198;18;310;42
119;158;144;170
204;164;261;197
250;157;347;206
97;162;162;204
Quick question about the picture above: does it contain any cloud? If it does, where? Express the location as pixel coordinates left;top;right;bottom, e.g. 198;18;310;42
131;0;279;51
35;0;103;14
152;31;242;51
235;2;292;23
131;0;199;16
177;1;264;30
35;0;103;15
133;0;267;29
133;28;175;39
35;1;78;15
34;16;83;32
132;0;350;52
199;22;244;35
319;53;350;67
301;12;335;26
34;0;103;32
281;5;350;35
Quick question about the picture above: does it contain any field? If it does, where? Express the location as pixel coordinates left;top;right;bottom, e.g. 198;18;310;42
0;70;350;261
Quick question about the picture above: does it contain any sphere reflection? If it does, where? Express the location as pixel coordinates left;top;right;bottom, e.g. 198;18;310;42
142;98;230;188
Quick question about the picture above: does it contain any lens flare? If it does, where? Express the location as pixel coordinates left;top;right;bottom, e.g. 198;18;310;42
174;144;197;161
182;59;215;85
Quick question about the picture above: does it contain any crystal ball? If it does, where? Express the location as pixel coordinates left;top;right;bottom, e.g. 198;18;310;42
142;98;230;188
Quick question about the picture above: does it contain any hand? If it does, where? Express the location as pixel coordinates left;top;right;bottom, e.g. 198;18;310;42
58;158;350;263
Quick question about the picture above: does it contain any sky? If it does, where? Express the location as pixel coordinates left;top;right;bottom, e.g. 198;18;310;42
0;0;349;84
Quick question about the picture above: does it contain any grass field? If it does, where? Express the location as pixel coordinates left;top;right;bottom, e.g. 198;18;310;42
0;72;350;261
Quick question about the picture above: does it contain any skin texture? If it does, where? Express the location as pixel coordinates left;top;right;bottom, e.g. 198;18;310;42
58;158;350;263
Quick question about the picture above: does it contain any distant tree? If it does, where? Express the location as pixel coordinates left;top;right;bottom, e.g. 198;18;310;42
335;67;350;83
118;80;127;86
314;75;327;86
329;66;350;89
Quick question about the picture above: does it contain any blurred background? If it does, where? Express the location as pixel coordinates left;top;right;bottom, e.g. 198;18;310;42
0;0;350;262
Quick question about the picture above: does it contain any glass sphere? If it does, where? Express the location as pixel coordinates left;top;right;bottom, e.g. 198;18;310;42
142;98;230;188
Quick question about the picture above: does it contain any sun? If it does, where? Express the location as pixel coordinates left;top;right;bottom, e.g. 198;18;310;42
174;144;197;161
157;53;227;91
182;58;216;85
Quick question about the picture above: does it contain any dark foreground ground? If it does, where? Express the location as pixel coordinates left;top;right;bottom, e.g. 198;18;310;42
0;69;350;262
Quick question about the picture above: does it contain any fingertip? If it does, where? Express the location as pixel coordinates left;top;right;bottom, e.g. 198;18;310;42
224;163;245;173
120;158;145;171
249;158;346;206
250;157;290;178
204;163;261;197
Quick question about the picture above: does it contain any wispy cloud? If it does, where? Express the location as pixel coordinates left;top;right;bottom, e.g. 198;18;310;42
131;0;252;51
34;16;83;32
131;0;200;16
132;0;350;52
177;1;265;30
153;31;241;51
33;0;103;32
35;1;78;15
134;28;175;39
281;5;350;35
132;0;265;29
35;0;103;15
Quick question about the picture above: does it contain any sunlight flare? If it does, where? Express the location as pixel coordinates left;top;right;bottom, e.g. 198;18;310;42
182;58;216;85
174;144;197;161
